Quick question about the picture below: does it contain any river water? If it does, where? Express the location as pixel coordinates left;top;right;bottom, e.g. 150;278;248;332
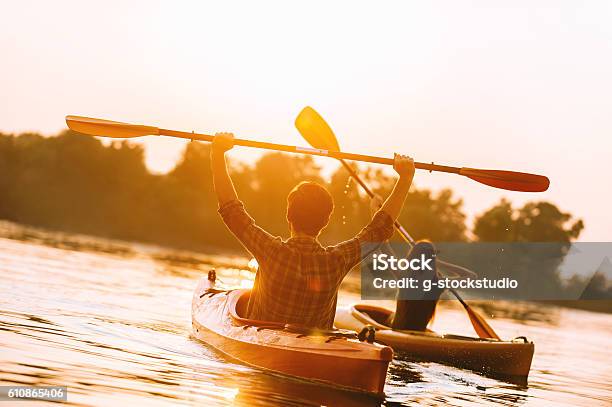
0;222;610;406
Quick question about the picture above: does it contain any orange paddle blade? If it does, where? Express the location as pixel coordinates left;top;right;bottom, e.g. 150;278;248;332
65;116;159;138
295;106;340;152
460;168;550;192
466;306;501;340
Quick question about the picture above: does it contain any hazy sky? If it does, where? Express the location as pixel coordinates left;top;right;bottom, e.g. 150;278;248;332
2;1;610;241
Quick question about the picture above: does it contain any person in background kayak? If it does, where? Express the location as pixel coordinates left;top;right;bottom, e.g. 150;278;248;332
388;241;443;331
367;198;476;332
211;132;414;329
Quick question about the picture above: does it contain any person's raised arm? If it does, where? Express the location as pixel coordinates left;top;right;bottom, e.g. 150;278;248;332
210;132;281;261
331;154;415;272
378;154;415;220
211;132;238;206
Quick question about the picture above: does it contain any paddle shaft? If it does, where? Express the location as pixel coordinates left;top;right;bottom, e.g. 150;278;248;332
65;115;549;192
160;128;461;175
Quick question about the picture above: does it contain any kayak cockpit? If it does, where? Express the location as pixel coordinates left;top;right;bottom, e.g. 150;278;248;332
227;289;294;329
225;288;363;340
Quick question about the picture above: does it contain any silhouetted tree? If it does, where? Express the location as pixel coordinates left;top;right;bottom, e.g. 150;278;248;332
471;199;585;298
474;199;583;243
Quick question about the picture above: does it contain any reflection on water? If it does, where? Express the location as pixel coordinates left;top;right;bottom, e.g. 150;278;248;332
452;299;561;326
0;222;610;406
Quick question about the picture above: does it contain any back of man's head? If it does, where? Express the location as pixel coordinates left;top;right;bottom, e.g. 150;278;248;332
287;181;334;237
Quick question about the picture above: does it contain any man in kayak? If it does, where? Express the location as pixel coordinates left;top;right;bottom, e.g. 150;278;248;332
211;132;414;329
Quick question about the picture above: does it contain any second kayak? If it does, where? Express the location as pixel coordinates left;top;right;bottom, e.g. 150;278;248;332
335;303;534;378
191;273;393;396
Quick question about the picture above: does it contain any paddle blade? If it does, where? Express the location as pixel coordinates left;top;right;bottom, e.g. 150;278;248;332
65;116;159;138
460;168;550;192
466;306;501;340
295;106;340;151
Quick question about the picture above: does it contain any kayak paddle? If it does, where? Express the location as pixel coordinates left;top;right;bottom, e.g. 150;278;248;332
295;106;501;340
65;115;549;192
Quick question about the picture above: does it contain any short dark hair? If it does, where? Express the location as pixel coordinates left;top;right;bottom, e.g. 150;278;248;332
287;181;334;236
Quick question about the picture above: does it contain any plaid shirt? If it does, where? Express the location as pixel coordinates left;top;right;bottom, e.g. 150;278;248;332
219;200;394;329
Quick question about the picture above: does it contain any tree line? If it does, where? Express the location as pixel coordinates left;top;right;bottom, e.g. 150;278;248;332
0;130;584;251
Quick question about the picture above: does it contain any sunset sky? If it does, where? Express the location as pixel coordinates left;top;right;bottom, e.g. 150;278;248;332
2;1;610;241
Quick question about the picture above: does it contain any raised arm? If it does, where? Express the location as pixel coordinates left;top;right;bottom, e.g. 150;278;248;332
331;154;415;271
378;154;415;220
210;132;281;261
211;132;238;206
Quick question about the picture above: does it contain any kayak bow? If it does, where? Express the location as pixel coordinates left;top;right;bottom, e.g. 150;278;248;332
191;275;392;395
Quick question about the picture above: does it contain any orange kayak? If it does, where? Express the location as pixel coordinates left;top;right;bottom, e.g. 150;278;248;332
335;304;534;378
191;275;392;396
